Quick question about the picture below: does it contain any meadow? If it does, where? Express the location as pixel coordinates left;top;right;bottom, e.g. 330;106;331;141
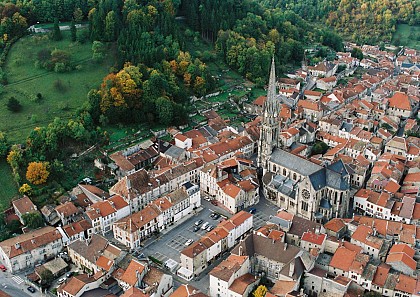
1;30;116;143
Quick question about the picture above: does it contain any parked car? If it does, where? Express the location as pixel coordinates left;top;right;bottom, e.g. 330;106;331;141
211;200;218;206
248;208;257;214
194;219;203;226
212;213;220;220
27;286;36;293
66;271;73;278
0;264;6;272
193;226;200;232
184;239;194;246
57;278;66;285
201;222;210;230
206;225;214;231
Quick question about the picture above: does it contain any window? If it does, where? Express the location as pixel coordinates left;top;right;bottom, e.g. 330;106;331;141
302;201;309;211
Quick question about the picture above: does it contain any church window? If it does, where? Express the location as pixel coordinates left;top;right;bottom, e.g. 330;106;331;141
302;201;309;211
283;168;286;176
293;173;297;180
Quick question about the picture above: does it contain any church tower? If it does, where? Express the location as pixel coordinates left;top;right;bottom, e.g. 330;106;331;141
257;57;281;172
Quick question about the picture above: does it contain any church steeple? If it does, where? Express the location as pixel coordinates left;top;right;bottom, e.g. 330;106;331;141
258;57;281;171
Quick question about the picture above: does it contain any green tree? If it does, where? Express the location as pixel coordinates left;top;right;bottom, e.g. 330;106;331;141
70;19;77;42
52;18;62;41
0;131;9;157
92;41;105;62
351;47;363;60
156;97;173;126
312;141;329;155
7;97;22;112
73;8;83;23
22;212;44;229
39;269;54;287
105;11;117;41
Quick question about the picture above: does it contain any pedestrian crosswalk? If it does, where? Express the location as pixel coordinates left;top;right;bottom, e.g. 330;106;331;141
12;276;24;285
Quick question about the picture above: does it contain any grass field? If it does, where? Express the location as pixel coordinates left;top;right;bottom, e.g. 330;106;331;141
392;24;420;49
0;160;18;211
1;30;116;143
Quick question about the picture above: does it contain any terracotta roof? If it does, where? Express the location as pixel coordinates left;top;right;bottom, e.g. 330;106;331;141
170;284;208;297
62;219;92;237
372;263;390;286
0;226;61;259
388;92;411;111
351;225;383;249
55;201;79;218
96;255;114;272
394;274;417;294
253;96;266;106
121;287;149;297
57;274;95;296
210;254;248;282
324;218;346;233
108;195;129;210
302;232;326;245
120;259;146;286
386;252;417;271
329;247;357;272
12;196;37;214
228;273;258;295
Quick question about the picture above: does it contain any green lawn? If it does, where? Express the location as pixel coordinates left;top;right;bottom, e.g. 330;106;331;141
392;24;420;49
1;30;116;143
0;160;18;211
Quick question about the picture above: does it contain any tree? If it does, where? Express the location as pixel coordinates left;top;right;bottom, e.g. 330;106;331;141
52;18;62;41
19;183;32;195
351;47;363;60
156;97;173;125
73;8;83;23
70;19;77;42
26;161;50;185
92;41;105;62
312;141;329;155
39;269;54;287
253;285;267;297
7;97;22;112
0;131;9;157
22;212;44;229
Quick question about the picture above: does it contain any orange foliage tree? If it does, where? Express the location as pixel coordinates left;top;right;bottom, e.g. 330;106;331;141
26;161;50;185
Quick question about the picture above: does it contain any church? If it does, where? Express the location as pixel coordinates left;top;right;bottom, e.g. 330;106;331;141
258;58;351;222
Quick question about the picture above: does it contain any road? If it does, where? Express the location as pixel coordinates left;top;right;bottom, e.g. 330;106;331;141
0;270;42;297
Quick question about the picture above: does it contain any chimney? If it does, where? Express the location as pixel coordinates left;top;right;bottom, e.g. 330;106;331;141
284;243;288;250
239;246;243;256
289;260;295;277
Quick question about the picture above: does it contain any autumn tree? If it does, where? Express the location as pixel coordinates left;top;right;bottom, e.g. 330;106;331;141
22;212;44;229
26;161;50;185
253;285;267;297
19;183;32;195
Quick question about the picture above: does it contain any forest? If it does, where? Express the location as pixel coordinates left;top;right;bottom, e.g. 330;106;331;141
260;0;419;43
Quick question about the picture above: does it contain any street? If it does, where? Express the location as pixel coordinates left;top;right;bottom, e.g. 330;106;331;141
0;270;41;297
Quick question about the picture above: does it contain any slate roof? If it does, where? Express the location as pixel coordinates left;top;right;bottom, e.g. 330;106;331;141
270;149;349;191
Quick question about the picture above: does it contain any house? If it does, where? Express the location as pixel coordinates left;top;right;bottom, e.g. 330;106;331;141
350;225;384;259
209;254;257;297
12;196;39;225
231;233;315;282
0;226;63;273
85;195;130;235
114;259;148;290
57;219;93;246
55;201;80;225
68;234;124;277
387;92;412;118
40;205;60;225
57;274;102;297
316;76;337;91
170;284;208;297
297;99;323;122
385;244;416;276
323;218;347;239
141;266;173;297
308;61;338;77
113;204;161;250
300;231;326;253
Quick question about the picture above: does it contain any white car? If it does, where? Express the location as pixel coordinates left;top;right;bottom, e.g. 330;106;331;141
185;239;194;246
201;222;210;230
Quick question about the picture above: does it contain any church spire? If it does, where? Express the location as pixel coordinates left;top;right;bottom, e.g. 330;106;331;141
267;56;276;104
